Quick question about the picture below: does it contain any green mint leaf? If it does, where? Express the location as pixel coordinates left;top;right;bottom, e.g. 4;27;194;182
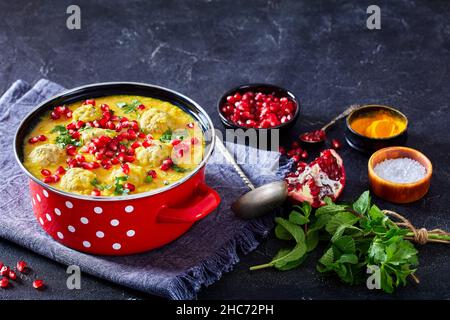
306;230;319;252
275;217;305;244
172;164;188;173
353;191;371;215
275;224;293;241
325;212;359;234
333;236;356;254
289;211;309;225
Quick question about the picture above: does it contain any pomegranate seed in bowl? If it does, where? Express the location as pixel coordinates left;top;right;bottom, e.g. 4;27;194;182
218;84;299;130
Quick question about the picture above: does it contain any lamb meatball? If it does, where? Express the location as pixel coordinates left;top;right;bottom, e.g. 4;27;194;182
139;109;172;134
60;168;96;195
28;144;64;166
81;128;116;143
72;103;102;122
109;163;147;187
135;141;171;167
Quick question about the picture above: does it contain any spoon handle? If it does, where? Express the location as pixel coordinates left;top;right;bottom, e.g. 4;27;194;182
215;137;256;190
321;104;360;131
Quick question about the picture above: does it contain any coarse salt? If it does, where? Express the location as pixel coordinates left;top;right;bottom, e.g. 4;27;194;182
373;157;426;183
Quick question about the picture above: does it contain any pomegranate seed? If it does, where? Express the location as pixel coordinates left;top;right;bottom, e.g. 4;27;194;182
331;138;342;149
138;132;146;139
186;122;194;129
66;122;76;130
40;169;51;176
301;150;309;159
122;163;130;175
100;104;109;111
71;131;81;139
142;140;152;148
171;139;181;146
0;266;9;276
137;104;145;110
32;279;45;290
91;189;101;196
52;174;61;182
0;277;9;288
148;170;157;179
124;155;135;163
43;176;55;183
8;270;17;280
176;149;184;158
37;135;47;141
160;158;173;171
75;120;85;129
191;137;199;145
50;111;61;120
75;154;85;162
28;136;40;144
66;145;77;156
106;121;115;130
85;99;95;106
123;183;135;192
93;120;100;128
111;157;120;165
292;155;300;163
146;134;154;140
131;141;141;149
55;166;66;175
65;111;73;118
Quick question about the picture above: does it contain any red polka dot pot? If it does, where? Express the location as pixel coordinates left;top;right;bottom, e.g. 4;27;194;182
14;82;221;255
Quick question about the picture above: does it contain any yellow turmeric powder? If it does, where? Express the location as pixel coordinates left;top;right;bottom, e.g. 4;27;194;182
350;110;406;138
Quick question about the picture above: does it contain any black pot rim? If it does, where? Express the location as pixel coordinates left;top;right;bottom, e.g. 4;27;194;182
13;81;216;202
216;83;300;130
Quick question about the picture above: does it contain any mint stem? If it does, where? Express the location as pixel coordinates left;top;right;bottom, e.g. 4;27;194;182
249;263;273;271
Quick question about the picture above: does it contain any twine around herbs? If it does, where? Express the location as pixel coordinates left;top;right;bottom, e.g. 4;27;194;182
383;210;450;245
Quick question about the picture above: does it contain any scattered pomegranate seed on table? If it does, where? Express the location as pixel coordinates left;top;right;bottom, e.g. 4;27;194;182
8;270;17;280
331;138;342;149
32;279;45;290
221;90;297;128
16;260;27;273
299;129;326;143
0;277;9;288
0;265;9;276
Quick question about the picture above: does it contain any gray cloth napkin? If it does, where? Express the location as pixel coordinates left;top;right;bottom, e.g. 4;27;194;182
0;79;292;299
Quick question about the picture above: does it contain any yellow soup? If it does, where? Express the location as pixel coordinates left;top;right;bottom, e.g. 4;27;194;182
350;110;406;139
23;95;204;196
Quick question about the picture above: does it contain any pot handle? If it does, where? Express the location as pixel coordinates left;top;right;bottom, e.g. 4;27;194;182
156;183;221;223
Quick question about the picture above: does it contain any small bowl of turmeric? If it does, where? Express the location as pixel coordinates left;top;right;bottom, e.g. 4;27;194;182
345;105;408;153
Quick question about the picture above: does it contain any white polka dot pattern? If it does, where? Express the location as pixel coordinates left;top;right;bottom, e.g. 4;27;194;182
125;205;134;213
43;190;49;198
54;208;61;216
68;225;76;233
45;213;52;221
110;219;119;227
126;230;135;237
36;194;41;202
94;207;103;214
57;232;64;239
112;243;121;250
83;241;91;248
39;217;44;225
65;201;73;209
96;231;105;238
80;217;89;224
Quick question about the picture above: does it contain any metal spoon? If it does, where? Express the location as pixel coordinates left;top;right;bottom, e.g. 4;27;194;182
215;137;288;219
299;104;360;144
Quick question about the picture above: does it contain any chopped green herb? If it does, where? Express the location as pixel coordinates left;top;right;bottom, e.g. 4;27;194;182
172;164;189;173
114;175;129;195
51;125;81;148
90;178;112;191
159;129;172;143
116;100;141;114
145;175;153;183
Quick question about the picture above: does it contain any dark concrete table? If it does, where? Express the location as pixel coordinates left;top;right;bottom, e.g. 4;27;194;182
0;0;449;299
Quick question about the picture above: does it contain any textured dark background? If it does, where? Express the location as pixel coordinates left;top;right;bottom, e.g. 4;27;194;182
0;0;449;299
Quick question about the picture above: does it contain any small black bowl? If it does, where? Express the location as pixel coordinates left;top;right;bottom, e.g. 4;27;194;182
217;83;300;131
345;104;408;154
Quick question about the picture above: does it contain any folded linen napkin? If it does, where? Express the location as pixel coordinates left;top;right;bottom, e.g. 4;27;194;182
0;79;291;299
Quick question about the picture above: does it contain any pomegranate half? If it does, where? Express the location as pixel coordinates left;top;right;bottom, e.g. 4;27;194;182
285;149;346;207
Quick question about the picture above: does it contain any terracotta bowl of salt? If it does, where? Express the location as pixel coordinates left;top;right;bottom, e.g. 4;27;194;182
368;146;433;204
